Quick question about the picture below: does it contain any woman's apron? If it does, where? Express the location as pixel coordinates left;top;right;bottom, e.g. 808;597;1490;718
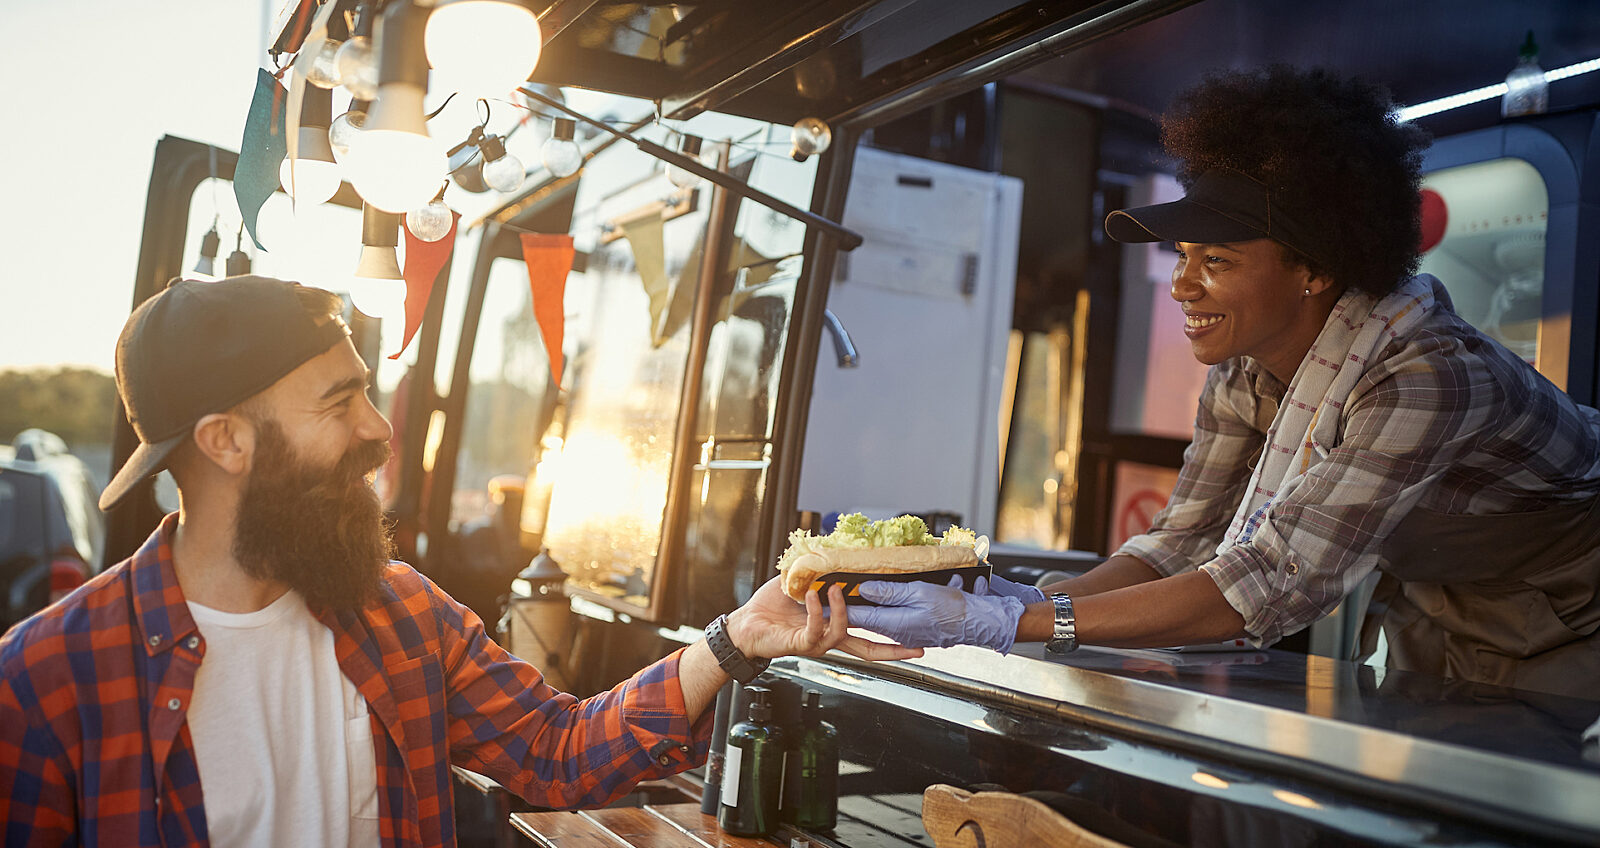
1361;495;1600;698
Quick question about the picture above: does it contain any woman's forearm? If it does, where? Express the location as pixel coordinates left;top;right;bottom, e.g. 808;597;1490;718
1019;568;1247;648
1039;553;1162;597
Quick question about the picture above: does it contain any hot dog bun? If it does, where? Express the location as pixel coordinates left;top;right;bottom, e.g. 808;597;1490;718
780;544;978;602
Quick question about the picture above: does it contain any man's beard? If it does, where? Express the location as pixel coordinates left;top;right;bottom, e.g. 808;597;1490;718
232;418;395;611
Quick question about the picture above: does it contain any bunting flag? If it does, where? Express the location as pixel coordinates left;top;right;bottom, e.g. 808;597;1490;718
235;68;288;251
619;212;670;344
655;229;703;345
520;233;576;386
389;212;461;360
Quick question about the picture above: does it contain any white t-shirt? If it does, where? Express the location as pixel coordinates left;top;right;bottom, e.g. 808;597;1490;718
186;590;381;848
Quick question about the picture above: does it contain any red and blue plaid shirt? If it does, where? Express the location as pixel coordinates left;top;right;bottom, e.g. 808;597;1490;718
1;514;712;847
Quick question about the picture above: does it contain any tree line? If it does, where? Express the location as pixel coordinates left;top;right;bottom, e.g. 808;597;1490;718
0;367;118;449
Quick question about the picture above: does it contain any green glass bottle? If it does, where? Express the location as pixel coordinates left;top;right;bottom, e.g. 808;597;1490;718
719;686;786;836
794;690;839;831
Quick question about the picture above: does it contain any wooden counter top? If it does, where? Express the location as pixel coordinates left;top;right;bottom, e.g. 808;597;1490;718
511;803;793;847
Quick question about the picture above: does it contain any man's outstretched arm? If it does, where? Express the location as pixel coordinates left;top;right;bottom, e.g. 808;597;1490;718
427;569;919;809
678;578;923;720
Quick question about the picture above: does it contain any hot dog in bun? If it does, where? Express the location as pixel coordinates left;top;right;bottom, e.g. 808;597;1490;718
776;513;986;602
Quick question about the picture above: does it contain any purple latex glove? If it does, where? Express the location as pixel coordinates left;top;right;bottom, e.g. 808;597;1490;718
979;573;1047;604
849;578;1024;654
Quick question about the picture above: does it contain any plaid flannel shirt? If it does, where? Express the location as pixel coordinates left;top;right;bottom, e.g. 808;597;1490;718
1118;305;1600;645
1;514;712;847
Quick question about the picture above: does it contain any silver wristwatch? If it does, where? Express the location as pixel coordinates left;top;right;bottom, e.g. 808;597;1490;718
1044;593;1078;654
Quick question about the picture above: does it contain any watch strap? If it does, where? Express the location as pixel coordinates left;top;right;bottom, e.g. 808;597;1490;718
1045;593;1078;654
705;613;770;684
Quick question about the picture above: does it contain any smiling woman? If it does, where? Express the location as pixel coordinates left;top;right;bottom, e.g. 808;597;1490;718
962;65;1600;698
1036;69;1600;694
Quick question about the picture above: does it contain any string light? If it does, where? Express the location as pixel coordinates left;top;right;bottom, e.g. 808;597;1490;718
479;133;526;192
539;118;582;178
344;0;447;213
406;185;454;242
350;204;407;331
280;81;343;204
789;117;832;161
193;222;221;278
336;5;379;101
666;134;704;189
425;0;542;98
329;98;370;161
303;37;344;89
225;225;252;276
336;38;378;101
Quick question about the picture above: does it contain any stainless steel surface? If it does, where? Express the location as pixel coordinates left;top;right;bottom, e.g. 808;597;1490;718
821;641;1600;839
827;0;1203;131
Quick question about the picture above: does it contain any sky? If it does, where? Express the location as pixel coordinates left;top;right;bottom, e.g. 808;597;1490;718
0;1;280;374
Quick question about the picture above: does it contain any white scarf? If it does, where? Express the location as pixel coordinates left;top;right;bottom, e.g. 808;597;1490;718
1219;274;1447;551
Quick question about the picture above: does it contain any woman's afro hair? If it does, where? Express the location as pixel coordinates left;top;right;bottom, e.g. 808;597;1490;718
1161;66;1430;296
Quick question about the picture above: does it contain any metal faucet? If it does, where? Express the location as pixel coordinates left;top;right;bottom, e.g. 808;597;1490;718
821;308;859;367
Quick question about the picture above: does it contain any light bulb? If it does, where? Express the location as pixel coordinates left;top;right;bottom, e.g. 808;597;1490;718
345;83;447;213
329;107;368;160
279;156;343;204
351;240;407;326
407;199;454;241
666;163;701;189
666;134;704;189
283;83;340;203
425;1;542;98
335;36;379;100
193;225;221;278
451;154;490;193
482;152;526;192
226;248;251;277
350;274;407;323
347;129;445;212
540;137;581;178
305;38;344;89
226;231;252;276
790;117;832;160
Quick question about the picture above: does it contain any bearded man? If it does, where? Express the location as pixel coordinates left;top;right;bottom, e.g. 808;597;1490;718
0;277;924;848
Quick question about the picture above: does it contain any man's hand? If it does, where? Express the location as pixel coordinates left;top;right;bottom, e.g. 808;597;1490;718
725;576;925;663
848;578;1025;653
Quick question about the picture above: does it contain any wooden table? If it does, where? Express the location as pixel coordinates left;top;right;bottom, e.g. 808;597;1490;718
511;802;832;847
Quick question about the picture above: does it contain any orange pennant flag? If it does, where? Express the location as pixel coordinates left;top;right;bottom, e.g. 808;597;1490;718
390;212;460;360
519;233;575;386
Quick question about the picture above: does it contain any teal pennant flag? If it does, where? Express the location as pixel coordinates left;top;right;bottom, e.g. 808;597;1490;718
234;68;288;252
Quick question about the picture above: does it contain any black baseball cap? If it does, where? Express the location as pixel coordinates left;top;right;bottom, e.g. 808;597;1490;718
1104;169;1324;265
100;276;350;511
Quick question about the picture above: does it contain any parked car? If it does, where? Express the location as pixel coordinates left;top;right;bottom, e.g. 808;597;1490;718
0;429;105;632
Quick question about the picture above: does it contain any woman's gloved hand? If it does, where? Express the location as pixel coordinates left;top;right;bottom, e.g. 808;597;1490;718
979;573;1047;604
849;578;1024;654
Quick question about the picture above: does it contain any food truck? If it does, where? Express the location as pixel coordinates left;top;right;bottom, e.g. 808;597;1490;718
102;0;1600;844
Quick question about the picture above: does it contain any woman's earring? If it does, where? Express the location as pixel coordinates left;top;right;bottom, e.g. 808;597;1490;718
1304;287;1312;295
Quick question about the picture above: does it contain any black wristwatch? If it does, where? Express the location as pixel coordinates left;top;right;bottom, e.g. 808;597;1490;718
705;613;769;684
1044;593;1079;654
